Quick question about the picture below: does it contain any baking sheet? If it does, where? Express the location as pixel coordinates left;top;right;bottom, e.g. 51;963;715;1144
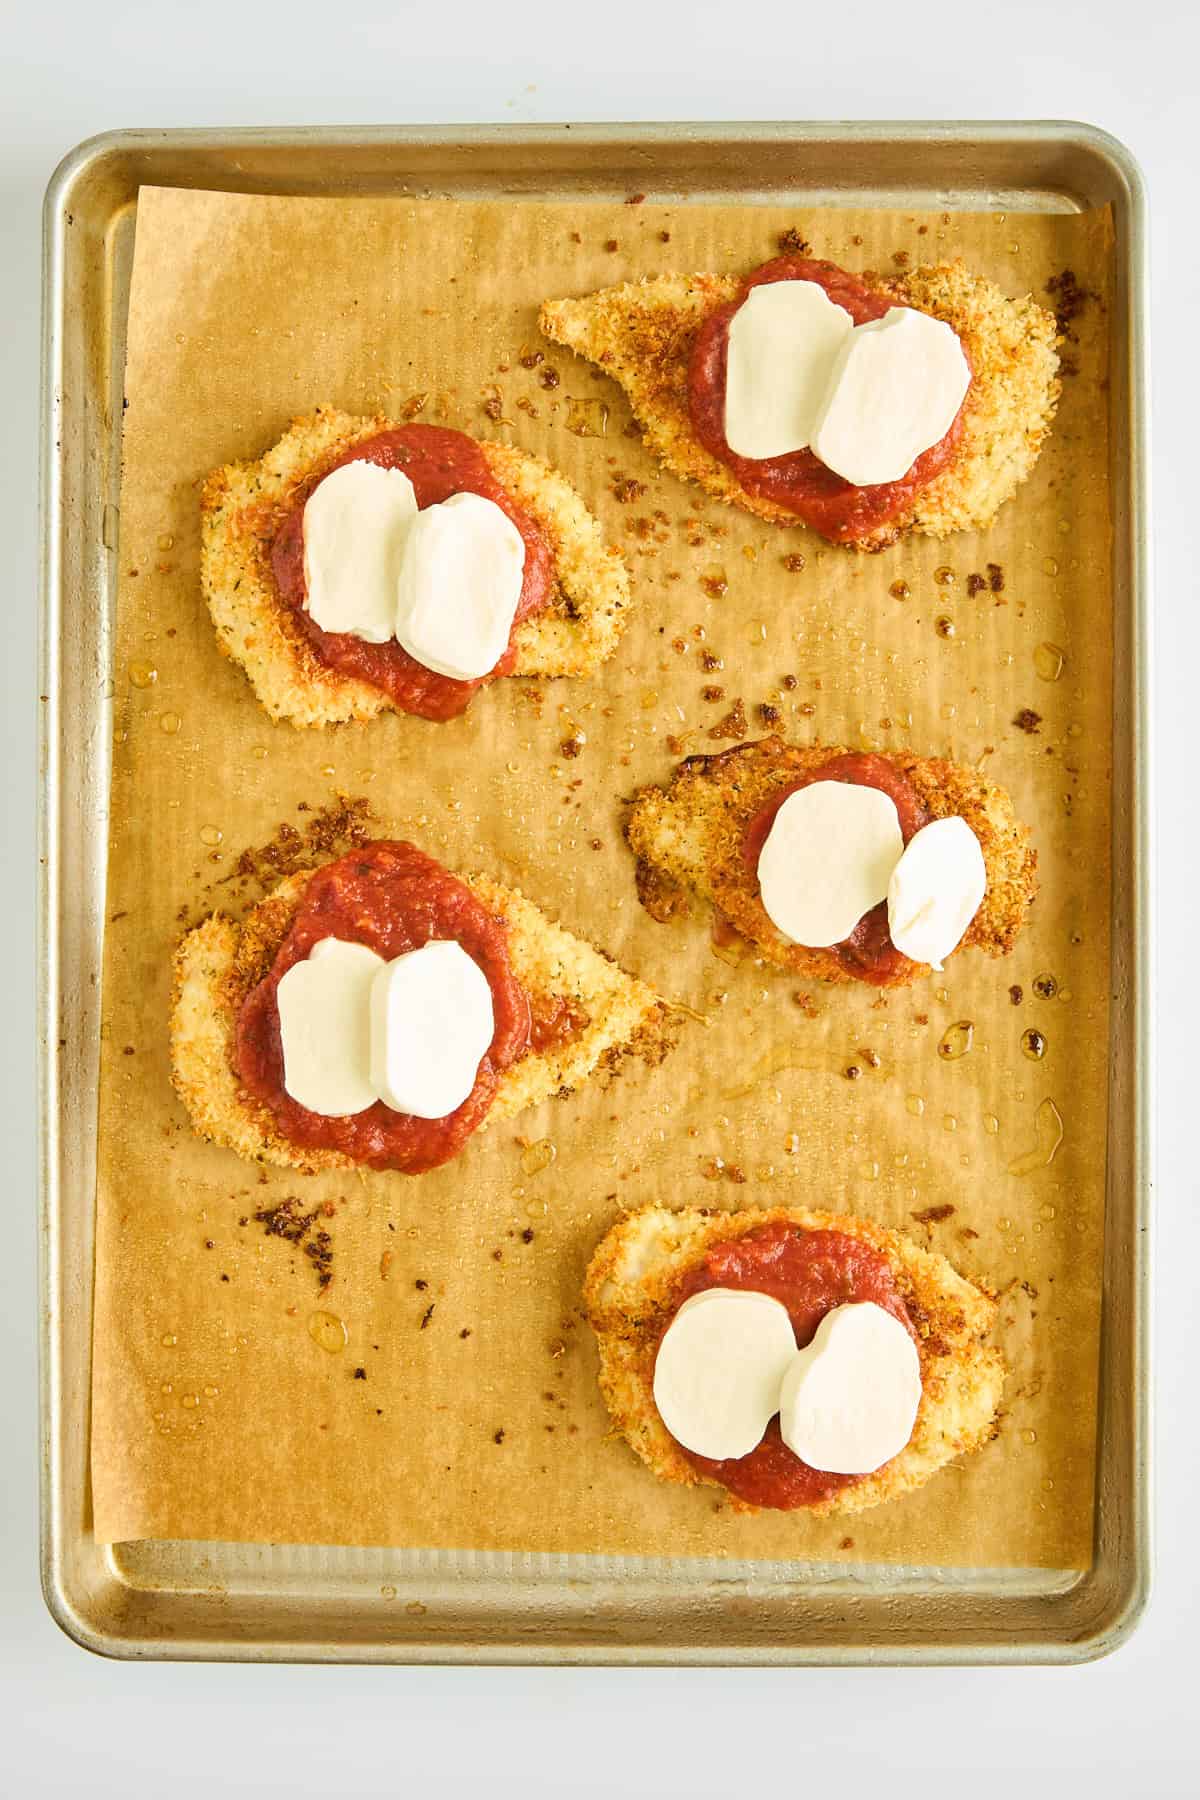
90;184;1113;1570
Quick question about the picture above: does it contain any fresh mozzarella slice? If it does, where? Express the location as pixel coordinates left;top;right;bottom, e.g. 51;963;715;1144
302;461;418;641
778;1302;921;1475
394;490;525;681
653;1287;797;1461
887;815;987;971
811;305;970;486
723;280;855;460
757;781;904;948
276;937;384;1117
369;939;495;1121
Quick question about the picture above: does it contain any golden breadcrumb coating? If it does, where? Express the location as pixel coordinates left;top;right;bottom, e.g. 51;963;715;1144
200;406;633;726
625;738;1037;987
540;260;1059;550
584;1202;1004;1516
171;864;664;1175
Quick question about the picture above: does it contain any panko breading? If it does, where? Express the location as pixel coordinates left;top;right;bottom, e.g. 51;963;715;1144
540;260;1060;551
171;864;664;1175
200;406;633;726
584;1203;1004;1516
626;738;1037;987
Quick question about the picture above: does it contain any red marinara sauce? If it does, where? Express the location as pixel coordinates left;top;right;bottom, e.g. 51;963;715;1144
661;1221;918;1510
270;425;554;721
234;841;530;1173
742;751;929;985
687;256;970;544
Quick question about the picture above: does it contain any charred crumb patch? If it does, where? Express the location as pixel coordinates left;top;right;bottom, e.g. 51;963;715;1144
777;227;811;255
1013;708;1042;735
253;1195;335;1289
1045;269;1098;376
226;796;375;897
1045;268;1096;339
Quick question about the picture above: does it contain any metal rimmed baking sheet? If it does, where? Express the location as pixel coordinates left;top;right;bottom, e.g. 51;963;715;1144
39;122;1150;1663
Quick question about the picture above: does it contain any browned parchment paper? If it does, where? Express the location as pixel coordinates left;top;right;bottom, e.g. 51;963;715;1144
91;186;1113;1567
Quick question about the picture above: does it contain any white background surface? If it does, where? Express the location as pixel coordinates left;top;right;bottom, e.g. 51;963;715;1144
4;2;1194;1793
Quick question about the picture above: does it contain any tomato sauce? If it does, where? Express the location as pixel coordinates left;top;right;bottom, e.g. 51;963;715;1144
662;1221;917;1509
687;256;969;543
742;751;929;984
235;841;530;1173
270;425;554;721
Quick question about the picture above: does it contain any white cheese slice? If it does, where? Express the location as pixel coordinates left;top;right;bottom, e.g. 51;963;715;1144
887;815;987;971
302;461;418;642
276;937;384;1117
394;490;525;682
757;780;904;948
368;939;495;1121
778;1301;921;1475
811;305;970;486
723;280;855;459
653;1287;797;1461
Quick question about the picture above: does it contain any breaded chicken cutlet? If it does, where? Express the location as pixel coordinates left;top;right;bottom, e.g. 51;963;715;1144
541;260;1060;551
626;738;1037;988
201;406;633;726
584;1203;1004;1517
172;859;665;1175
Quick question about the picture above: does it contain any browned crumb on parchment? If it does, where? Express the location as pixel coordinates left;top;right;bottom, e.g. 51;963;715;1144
228;795;375;895
254;1194;336;1289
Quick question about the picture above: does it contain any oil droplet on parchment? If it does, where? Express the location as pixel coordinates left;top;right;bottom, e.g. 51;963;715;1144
199;824;223;847
520;1139;557;1177
566;397;609;438
938;1021;974;1060
1008;1099;1064;1176
1021;1028;1048;1061
905;1094;925;1117
1034;642;1064;681
128;660;158;689
159;711;181;735
308;1311;348;1353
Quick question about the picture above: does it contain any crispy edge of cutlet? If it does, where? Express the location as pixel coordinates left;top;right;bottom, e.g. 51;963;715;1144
539;260;1060;550
583;1202;1005;1516
199;405;633;727
169;862;666;1175
624;737;1037;988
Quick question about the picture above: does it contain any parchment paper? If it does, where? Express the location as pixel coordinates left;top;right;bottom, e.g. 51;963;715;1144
91;186;1113;1567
